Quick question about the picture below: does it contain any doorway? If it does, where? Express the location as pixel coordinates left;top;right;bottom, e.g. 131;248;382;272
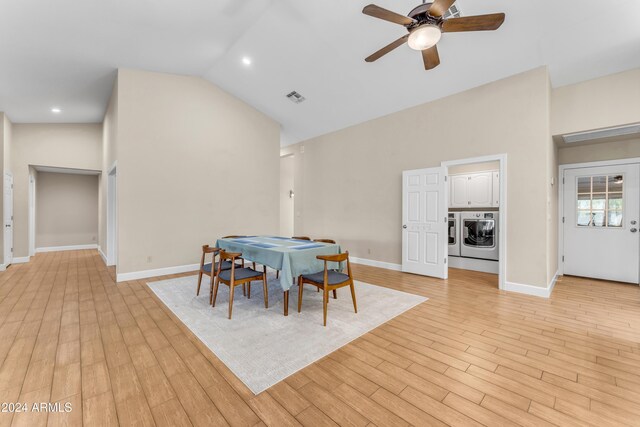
4;172;13;266
560;160;640;283
280;154;294;237
401;154;506;289
107;163;117;267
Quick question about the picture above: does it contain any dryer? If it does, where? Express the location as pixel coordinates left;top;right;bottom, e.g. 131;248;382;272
448;212;460;257
460;212;498;261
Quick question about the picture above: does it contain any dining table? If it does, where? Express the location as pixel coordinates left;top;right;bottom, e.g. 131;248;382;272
215;236;342;315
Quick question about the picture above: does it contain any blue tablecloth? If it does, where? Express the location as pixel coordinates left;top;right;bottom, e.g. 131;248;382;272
215;236;341;291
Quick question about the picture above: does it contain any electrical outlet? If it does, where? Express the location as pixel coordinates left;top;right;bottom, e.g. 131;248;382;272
147;256;152;263
367;248;371;254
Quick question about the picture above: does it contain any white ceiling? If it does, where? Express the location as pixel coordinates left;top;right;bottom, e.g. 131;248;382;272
1;0;640;145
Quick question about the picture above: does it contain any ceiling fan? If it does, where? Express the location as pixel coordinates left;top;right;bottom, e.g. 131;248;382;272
362;0;505;70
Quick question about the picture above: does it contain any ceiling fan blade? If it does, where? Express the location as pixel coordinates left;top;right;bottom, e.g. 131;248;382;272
362;4;415;26
422;45;440;70
442;13;505;32
365;35;409;62
428;0;456;18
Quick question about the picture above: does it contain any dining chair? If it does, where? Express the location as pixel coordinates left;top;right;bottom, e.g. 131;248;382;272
212;250;268;319
297;251;356;326
292;236;311;240
196;245;243;297
314;238;336;244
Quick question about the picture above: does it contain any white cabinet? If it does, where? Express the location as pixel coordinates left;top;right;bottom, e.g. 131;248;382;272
450;175;469;208
449;171;499;208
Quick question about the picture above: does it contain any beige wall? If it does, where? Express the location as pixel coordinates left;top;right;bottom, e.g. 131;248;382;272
115;69;280;275
11;124;102;257
558;137;640;165
36;172;99;248
552;68;640;136
283;67;554;288
546;78;559;285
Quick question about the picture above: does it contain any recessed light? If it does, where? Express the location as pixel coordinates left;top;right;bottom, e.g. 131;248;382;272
51;107;62;113
242;57;252;66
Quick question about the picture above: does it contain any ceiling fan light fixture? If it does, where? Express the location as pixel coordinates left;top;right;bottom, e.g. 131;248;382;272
407;24;442;50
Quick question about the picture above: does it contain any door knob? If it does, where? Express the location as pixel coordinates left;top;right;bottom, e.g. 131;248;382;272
631;228;638;233
402;225;407;229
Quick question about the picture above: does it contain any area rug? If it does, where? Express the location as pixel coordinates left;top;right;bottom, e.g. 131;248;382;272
147;274;427;394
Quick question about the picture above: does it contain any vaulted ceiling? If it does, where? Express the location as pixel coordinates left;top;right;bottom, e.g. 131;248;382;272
1;0;640;145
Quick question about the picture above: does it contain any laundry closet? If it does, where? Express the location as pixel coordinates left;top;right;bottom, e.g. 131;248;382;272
448;161;500;274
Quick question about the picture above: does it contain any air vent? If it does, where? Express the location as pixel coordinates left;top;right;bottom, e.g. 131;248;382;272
443;4;462;19
562;123;640;144
286;91;306;104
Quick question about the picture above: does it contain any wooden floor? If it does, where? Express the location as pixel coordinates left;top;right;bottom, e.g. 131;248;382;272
1;251;640;426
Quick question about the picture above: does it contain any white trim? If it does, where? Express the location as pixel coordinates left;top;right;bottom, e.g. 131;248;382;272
504;281;552;298
504;271;558;299
558;157;640;277
116;263;200;283
12;256;30;264
350;257;402;271
28;172;36;257
449;256;498;274
107;162;117;267
98;246;108;265
442;153;507;291
36;244;97;253
0;264;6;272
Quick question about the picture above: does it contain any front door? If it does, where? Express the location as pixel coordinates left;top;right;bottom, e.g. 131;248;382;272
402;167;448;279
4;173;13;266
563;163;640;283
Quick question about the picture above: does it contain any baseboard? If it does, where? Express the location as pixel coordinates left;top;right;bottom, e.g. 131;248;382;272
449;256;499;274
98;246;108;265
12;256;30;264
547;270;559;296
36;244;98;253
117;263;200;283
350;257;402;271
504;271;558;299
0;264;5;272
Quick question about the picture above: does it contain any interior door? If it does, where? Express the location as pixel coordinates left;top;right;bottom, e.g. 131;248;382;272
4;173;13;266
563;164;640;283
402;167;448;279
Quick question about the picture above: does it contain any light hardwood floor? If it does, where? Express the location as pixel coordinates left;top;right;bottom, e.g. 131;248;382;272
1;250;640;426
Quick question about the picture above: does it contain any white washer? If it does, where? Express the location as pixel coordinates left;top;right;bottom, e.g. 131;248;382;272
448;212;460;257
460;212;499;261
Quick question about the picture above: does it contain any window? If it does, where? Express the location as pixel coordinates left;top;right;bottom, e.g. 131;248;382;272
576;175;623;228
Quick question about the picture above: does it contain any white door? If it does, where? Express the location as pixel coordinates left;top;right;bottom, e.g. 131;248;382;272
402;167;448;279
468;172;493;207
4;173;13;266
563;164;640;283
450;175;468;208
279;155;294;237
